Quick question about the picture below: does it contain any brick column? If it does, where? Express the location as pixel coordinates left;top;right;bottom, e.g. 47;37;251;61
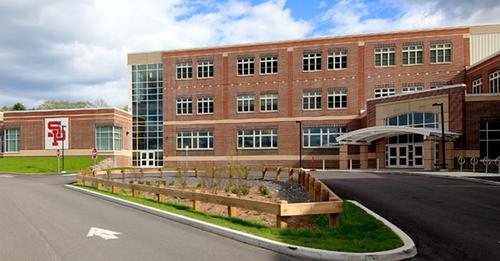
445;141;455;170
424;140;435;171
360;145;368;169
339;144;349;169
375;139;385;169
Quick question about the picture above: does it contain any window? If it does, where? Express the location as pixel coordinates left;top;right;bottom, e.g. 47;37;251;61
303;127;346;148
303;52;322;71
489;70;500;93
402;86;424;93
237;95;255;113
374;88;396;98
402;45;423;65
4;128;19;152
197;96;214;114
430;81;452;89
385;112;438;128
260;93;278;112
197;61;214;79
260;56;278;74
237;58;255;76
303;91;322;110
472;78;482;94
177;130;213;150
375;47;396;67
328;89;347;109
176;97;192;115
328;50;347;70
480;120;500;159
237;129;278;149
96;126;122;151
430;43;452;64
176;62;192;79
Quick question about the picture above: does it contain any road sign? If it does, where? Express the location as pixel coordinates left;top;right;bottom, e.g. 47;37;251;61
92;148;98;159
56;149;61;158
87;227;121;240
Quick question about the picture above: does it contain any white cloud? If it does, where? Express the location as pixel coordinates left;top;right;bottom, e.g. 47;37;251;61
0;0;311;108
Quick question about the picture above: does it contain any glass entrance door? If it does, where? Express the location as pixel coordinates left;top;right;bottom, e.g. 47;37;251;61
385;134;424;168
139;151;156;167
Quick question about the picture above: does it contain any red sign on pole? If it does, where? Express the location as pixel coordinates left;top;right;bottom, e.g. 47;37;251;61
56;149;61;158
92;148;98;159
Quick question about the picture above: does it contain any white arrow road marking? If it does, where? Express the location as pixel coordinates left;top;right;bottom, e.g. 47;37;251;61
87;227;121;240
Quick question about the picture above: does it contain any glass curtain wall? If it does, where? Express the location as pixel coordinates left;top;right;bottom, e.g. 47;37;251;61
131;63;164;166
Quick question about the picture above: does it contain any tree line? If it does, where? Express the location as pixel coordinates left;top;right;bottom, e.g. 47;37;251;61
0;99;129;112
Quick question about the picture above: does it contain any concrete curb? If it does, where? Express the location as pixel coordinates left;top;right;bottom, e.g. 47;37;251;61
372;170;500;186
65;184;417;261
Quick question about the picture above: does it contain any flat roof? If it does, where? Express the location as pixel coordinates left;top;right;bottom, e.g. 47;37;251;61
127;24;500;56
2;107;130;115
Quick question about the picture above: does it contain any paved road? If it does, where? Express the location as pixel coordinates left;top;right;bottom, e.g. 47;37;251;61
0;174;296;261
319;172;500;261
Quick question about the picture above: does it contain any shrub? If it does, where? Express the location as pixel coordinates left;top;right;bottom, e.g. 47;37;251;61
258;185;270;196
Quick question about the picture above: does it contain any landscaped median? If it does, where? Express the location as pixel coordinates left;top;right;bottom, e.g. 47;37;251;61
0;156;104;174
69;167;417;260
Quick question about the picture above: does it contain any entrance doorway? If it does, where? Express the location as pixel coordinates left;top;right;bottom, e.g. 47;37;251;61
139;151;156;167
385;134;424;168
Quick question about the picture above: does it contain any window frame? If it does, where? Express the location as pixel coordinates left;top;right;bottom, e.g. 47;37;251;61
489;70;500;94
327;89;347;109
302;127;347;148
472;78;482;94
95;126;122;151
176;97;193;115
237;57;255;76
374;88;396;98
303;52;322;72
197;61;214;79
402;45;424;65
302;91;322;110
4;128;20;152
259;56;278;75
430;43;452;64
176;62;193;80
237;129;278;149
375;47;396;67
259;93;278;112
402;86;424;94
197;96;214;115
176;130;214;151
237;95;255;113
327;50;348;70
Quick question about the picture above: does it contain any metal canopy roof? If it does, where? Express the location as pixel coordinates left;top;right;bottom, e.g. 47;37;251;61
336;126;461;145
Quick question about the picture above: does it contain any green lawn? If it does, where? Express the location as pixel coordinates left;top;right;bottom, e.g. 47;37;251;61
78;185;403;252
0;157;104;174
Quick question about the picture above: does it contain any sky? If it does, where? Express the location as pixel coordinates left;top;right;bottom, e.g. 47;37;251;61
0;0;499;109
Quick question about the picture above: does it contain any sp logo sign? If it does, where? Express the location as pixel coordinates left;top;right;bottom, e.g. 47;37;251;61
45;118;69;150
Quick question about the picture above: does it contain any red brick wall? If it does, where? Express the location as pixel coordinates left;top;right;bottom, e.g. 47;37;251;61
466;53;500;93
464;100;500;150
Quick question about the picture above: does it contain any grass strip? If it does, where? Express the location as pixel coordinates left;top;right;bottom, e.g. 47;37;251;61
0;157;104;174
78;185;403;252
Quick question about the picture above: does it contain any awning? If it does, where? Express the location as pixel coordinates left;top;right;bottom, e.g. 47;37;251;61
336;126;461;145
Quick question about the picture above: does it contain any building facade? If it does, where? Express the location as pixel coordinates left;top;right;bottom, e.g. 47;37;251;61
0;108;132;166
128;24;500;169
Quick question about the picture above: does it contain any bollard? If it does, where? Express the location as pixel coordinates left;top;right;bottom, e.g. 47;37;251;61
471;157;478;173
495;157;500;174
322;159;325;170
376;158;380;170
349;159;353;171
483;157;490;174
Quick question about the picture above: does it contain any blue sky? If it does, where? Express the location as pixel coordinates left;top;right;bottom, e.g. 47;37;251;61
0;0;499;108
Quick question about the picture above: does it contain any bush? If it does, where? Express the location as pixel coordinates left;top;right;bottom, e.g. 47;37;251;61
258;185;270;196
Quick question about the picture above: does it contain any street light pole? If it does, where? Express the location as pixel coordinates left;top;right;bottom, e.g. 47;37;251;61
432;103;447;170
296;121;302;168
61;125;66;173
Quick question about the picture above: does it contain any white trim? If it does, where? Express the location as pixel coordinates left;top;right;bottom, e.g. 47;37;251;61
3;107;131;115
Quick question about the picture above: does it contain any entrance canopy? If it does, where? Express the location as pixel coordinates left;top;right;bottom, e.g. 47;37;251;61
336;126;461;145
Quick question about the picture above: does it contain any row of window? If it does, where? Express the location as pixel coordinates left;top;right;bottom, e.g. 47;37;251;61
385;112;439;129
176;127;347;150
175;90;347;115
471;70;500;94
175;43;453;79
373;81;455;98
2;127;123;152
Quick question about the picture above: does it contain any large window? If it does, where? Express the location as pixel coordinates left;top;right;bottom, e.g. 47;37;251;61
177;130;213;150
374;88;396;98
176;97;193;115
328;50;347;70
402;45;423;65
402;83;424;94
260;93;278;112
303;52;322;72
96;126;122;151
328;89;347;109
237;129;278;149
237;95;255;113
303;127;346;148
430;43;452;64
303;91;322;110
385;112;438;128
4;128;19;152
237;57;255;76
472;78;482;94
375;47;396;67
480;120;500;159
260;56;278;74
176;62;192;79
197;96;214;114
489;70;500;93
197;61;214;79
